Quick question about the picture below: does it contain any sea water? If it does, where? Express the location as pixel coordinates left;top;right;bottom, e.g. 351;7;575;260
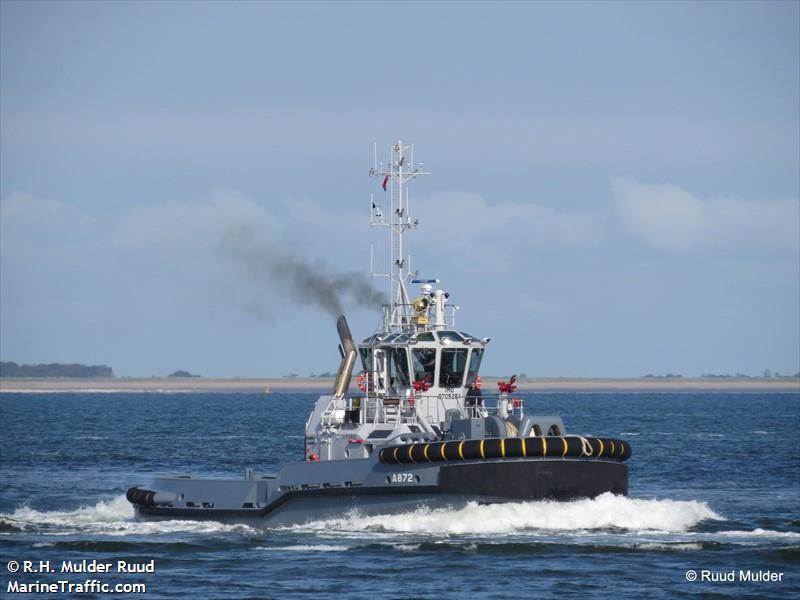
1;391;798;598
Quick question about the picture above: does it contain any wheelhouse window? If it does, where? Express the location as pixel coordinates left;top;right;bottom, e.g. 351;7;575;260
411;348;436;384
373;349;387;391
359;348;373;373
465;348;483;387
389;348;411;388
437;331;465;343
439;348;468;387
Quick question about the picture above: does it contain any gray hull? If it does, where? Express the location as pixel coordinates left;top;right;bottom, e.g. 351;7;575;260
132;458;628;528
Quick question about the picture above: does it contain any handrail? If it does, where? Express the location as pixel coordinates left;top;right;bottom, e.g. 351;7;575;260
327;392;526;427
380;303;460;333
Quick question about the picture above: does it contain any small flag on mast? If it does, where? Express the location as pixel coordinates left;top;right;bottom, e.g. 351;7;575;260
382;174;389;191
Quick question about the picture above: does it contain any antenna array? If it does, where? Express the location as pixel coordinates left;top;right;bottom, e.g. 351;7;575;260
369;141;430;331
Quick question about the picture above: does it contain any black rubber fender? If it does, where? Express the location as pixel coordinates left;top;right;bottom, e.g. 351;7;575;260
126;487;156;506
586;437;632;460
379;436;632;465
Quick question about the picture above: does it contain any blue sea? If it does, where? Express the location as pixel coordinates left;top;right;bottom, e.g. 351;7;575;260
1;391;798;598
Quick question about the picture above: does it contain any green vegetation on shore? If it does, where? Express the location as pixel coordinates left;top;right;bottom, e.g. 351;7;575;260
0;361;115;378
167;370;200;378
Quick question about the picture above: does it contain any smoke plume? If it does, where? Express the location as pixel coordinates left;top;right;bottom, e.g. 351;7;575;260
219;226;388;319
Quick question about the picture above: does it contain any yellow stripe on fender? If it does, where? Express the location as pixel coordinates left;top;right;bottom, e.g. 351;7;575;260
500;439;506;458
423;444;431;463
597;439;604;457
440;443;448;461
480;440;486;459
521;438;527;458
392;447;400;463
408;445;415;463
542;437;548;456
609;440;616;456
561;437;568;457
458;441;465;460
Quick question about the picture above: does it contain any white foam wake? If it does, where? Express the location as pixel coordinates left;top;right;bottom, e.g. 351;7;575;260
0;495;254;536
5;493;796;545
255;544;351;552
296;493;723;535
715;528;800;539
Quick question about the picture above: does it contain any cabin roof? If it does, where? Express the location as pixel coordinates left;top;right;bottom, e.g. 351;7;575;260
360;329;481;347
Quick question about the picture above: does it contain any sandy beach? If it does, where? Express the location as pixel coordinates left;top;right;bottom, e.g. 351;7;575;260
1;376;797;394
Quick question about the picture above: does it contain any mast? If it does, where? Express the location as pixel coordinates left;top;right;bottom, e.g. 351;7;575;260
370;141;430;333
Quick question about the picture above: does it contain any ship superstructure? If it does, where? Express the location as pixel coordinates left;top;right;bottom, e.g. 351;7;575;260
127;142;631;526
306;141;499;463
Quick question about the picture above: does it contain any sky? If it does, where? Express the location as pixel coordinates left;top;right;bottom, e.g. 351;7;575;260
1;0;798;378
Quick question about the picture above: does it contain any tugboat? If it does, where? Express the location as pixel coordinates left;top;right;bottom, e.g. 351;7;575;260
127;141;631;526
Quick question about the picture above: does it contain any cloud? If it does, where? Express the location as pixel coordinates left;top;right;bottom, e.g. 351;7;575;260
0;189;269;265
413;191;605;248
109;189;272;252
2;183;797;375
402;191;606;276
0;192;97;260
0;191;93;230
1;190;387;324
4;181;795;281
612;178;800;254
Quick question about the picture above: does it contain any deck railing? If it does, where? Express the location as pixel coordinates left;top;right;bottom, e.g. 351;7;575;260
320;392;526;429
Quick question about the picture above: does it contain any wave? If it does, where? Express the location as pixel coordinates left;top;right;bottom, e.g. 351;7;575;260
291;493;723;535
4;493;795;555
0;495;255;536
714;528;800;539
255;544;351;552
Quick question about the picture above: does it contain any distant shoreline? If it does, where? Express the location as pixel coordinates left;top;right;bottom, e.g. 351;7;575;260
1;377;797;394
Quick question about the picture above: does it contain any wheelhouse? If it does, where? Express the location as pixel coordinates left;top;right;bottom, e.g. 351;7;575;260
358;329;485;396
